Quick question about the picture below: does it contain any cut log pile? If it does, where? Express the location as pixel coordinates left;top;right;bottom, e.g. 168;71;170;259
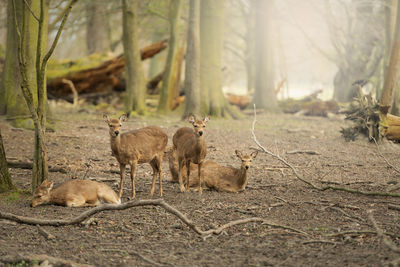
47;40;168;101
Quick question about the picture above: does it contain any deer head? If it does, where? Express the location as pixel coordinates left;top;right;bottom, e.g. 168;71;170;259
103;114;127;138
188;115;210;137
32;179;54;207
235;150;258;170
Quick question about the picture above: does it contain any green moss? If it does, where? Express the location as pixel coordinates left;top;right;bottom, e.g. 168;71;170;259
47;53;115;80
0;190;30;203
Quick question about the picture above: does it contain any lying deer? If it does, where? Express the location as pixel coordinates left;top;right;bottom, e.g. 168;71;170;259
104;114;168;198
172;115;210;194
168;150;258;192
32;179;120;207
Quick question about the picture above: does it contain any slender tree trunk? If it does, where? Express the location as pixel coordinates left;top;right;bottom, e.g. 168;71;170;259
86;0;110;54
183;0;200;118
253;0;278;111
122;0;146;115
381;0;400;111
158;0;183;113
200;0;242;118
0;129;14;192
148;30;165;79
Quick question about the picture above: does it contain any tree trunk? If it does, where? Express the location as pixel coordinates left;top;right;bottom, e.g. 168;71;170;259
253;0;278;111
0;129;14;192
122;0;146;115
13;0;75;191
200;0;242;118
0;0;30;126
158;0;184;113
86;0;110;54
183;0;201;118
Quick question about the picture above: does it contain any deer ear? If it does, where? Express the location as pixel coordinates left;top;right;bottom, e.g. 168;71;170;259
119;114;127;122
103;114;110;123
188;115;195;123
235;150;242;158
203;115;210;123
250;151;258;159
47;181;54;190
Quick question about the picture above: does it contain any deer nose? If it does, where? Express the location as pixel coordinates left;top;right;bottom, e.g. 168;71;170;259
198;131;203;136
114;130;119;136
245;165;249;170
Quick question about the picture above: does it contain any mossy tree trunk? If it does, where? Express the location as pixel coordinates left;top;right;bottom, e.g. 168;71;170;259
158;0;184;114
0;129;14;192
122;0;147;115
12;0;76;191
183;0;201;118
0;0;30;124
199;0;242;118
253;0;278;111
86;0;110;55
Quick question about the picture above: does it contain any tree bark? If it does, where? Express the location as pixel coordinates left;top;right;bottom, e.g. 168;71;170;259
200;0;242;118
86;0;110;54
122;0;146;115
253;0;278;111
183;0;201;118
158;0;184;113
0;129;14;192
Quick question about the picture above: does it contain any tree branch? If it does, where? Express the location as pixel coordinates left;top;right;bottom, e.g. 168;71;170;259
368;210;400;253
23;0;39;22
251;104;400;198
0;199;307;236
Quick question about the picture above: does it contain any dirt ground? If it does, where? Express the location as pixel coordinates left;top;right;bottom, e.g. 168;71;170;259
1;106;400;267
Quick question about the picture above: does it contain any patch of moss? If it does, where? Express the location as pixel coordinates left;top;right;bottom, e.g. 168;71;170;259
0;190;31;203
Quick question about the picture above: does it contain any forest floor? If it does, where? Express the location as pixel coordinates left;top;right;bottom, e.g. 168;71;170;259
0;104;400;267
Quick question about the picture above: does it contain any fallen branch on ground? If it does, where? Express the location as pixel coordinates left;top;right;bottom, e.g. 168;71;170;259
7;160;67;173
251;104;400;198
368;210;400;253
372;137;400;174
0;199;307;236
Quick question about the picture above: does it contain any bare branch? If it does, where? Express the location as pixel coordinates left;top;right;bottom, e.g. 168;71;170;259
368;210;400;253
23;0;39;22
0;199;307;236
251;104;400;198
372;137;400;174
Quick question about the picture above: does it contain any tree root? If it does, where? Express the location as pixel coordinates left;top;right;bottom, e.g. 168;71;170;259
0;199;306;237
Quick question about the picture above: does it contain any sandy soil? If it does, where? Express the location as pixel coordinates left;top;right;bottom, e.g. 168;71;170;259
0;107;400;266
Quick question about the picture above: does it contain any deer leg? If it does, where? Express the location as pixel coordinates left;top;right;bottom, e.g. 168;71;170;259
149;160;157;196
130;162;137;199
198;162;203;195
157;157;163;196
178;158;185;192
185;160;191;192
118;164;126;199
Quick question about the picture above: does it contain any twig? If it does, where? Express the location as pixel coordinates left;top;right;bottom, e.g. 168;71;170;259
23;0;40;21
302;240;337;245
251;104;400;198
61;78;78;108
368;210;400;253
326;230;400;239
0;199;307;236
7;160;67;173
37;225;55;240
328;206;366;222
286;150;320;155
388;204;400;211
372;137;400;174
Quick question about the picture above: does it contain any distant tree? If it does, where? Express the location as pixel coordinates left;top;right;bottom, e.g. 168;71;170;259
122;0;147;115
183;0;200;118
86;0;110;55
12;0;76;191
0;129;14;192
253;0;278;111
158;0;184;113
200;0;241;118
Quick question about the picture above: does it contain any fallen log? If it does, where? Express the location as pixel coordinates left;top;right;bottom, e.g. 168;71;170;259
47;40;168;100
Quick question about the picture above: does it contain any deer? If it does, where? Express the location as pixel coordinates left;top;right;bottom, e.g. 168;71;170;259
103;114;168;199
32;179;121;207
172;115;210;194
168;150;258;193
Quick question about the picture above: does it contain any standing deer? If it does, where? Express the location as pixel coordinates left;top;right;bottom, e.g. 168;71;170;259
168;150;258;192
32;179;120;207
173;115;210;194
103;114;168;199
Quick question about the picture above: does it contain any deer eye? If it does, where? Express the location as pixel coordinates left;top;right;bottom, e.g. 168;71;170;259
194;125;198;128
